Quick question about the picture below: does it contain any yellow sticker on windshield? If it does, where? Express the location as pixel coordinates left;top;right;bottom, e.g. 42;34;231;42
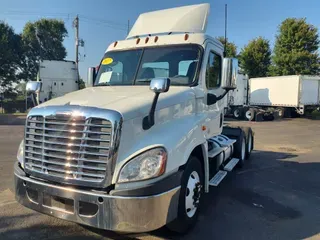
102;57;113;65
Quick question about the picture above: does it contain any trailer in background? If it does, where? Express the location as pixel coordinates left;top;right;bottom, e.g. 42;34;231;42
36;60;79;103
248;75;320;119
224;72;274;121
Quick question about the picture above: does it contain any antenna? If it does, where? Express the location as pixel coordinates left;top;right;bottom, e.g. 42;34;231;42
224;4;228;58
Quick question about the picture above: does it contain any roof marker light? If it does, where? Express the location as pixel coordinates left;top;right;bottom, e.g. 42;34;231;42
114;41;118;47
136;38;140;44
145;37;149;43
184;33;189;41
154;36;159;43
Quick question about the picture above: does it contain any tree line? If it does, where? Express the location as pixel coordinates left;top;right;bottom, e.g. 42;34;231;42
0;19;67;96
220;18;320;78
1;16;319;97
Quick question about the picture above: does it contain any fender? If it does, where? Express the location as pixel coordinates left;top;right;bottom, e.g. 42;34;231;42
112;107;209;185
184;142;210;193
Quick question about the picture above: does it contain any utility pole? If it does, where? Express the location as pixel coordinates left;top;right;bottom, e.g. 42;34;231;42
127;20;130;35
73;15;80;88
224;4;228;58
73;15;79;71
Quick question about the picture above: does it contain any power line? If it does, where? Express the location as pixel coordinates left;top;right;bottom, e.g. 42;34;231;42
0;10;70;18
79;15;127;28
81;19;128;31
0;10;130;31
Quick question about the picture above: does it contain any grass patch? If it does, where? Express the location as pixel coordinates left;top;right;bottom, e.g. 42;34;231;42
311;110;320;117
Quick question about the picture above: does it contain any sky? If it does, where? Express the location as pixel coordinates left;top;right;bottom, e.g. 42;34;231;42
1;0;320;79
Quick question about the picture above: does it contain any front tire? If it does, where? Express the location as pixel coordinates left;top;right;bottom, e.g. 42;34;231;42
167;156;203;234
276;107;284;118
233;108;241;119
245;108;256;121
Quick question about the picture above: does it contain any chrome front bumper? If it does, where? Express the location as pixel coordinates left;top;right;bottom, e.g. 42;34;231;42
14;163;180;233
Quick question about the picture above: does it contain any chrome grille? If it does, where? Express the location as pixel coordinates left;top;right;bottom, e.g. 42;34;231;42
24;115;112;182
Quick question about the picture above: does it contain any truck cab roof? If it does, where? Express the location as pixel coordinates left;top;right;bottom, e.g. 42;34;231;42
106;33;224;52
106;3;223;53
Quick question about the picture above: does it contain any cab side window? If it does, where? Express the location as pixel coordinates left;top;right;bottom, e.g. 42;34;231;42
206;51;222;89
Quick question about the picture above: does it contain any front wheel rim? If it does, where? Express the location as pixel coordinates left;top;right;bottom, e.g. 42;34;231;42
185;171;201;218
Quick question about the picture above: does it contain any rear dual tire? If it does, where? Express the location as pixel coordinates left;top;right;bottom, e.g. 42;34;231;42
234;128;254;167
168;129;254;233
245;128;254;159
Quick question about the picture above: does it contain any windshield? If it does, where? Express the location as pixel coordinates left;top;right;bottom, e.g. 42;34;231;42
95;44;202;86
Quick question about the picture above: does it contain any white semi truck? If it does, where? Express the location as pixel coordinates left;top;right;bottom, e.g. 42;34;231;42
16;4;254;233
224;72;249;118
36;60;79;104
226;75;320;121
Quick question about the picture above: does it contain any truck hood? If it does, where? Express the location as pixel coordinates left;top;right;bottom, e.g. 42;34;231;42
38;86;196;121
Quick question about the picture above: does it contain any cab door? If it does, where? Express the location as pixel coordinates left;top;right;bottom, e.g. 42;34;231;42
202;42;225;137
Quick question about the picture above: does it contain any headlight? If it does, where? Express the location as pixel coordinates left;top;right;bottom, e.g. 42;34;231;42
118;147;167;183
17;140;24;169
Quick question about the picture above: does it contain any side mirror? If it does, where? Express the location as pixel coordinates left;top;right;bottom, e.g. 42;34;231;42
143;78;171;130
221;58;238;90
26;81;42;106
150;78;170;93
26;81;42;95
87;67;96;87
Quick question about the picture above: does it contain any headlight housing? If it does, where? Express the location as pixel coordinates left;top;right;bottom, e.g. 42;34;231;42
17;139;24;169
118;147;167;183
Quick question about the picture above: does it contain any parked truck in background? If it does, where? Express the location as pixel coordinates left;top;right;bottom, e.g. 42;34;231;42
224;72;249;118
17;4;255;234
36;60;79;104
224;73;275;121
248;75;320;119
226;75;320;121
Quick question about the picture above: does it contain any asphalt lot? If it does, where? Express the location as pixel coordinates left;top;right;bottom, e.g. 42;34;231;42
1;118;320;240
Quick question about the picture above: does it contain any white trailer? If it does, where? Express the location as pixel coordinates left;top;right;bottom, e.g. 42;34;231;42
249;75;320;118
225;75;320;121
36;60;79;103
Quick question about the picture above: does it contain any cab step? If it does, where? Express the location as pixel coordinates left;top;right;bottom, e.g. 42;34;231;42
223;158;239;172
209;170;227;186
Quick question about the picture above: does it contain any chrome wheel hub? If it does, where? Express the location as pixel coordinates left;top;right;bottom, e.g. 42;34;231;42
185;171;201;218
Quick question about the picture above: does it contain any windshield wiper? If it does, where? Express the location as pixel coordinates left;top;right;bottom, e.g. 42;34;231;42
95;82;111;86
136;79;151;83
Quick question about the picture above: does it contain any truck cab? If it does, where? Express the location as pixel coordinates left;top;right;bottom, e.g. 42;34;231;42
27;60;79;106
17;3;254;234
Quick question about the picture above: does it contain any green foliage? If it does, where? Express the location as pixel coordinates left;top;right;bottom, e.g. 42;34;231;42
272;18;320;75
15;81;27;96
20;19;68;81
217;37;237;57
78;78;86;89
239;37;271;78
0;21;23;93
311;109;320;117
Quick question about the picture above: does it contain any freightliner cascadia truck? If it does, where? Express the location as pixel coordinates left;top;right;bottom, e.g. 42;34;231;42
16;4;254;234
